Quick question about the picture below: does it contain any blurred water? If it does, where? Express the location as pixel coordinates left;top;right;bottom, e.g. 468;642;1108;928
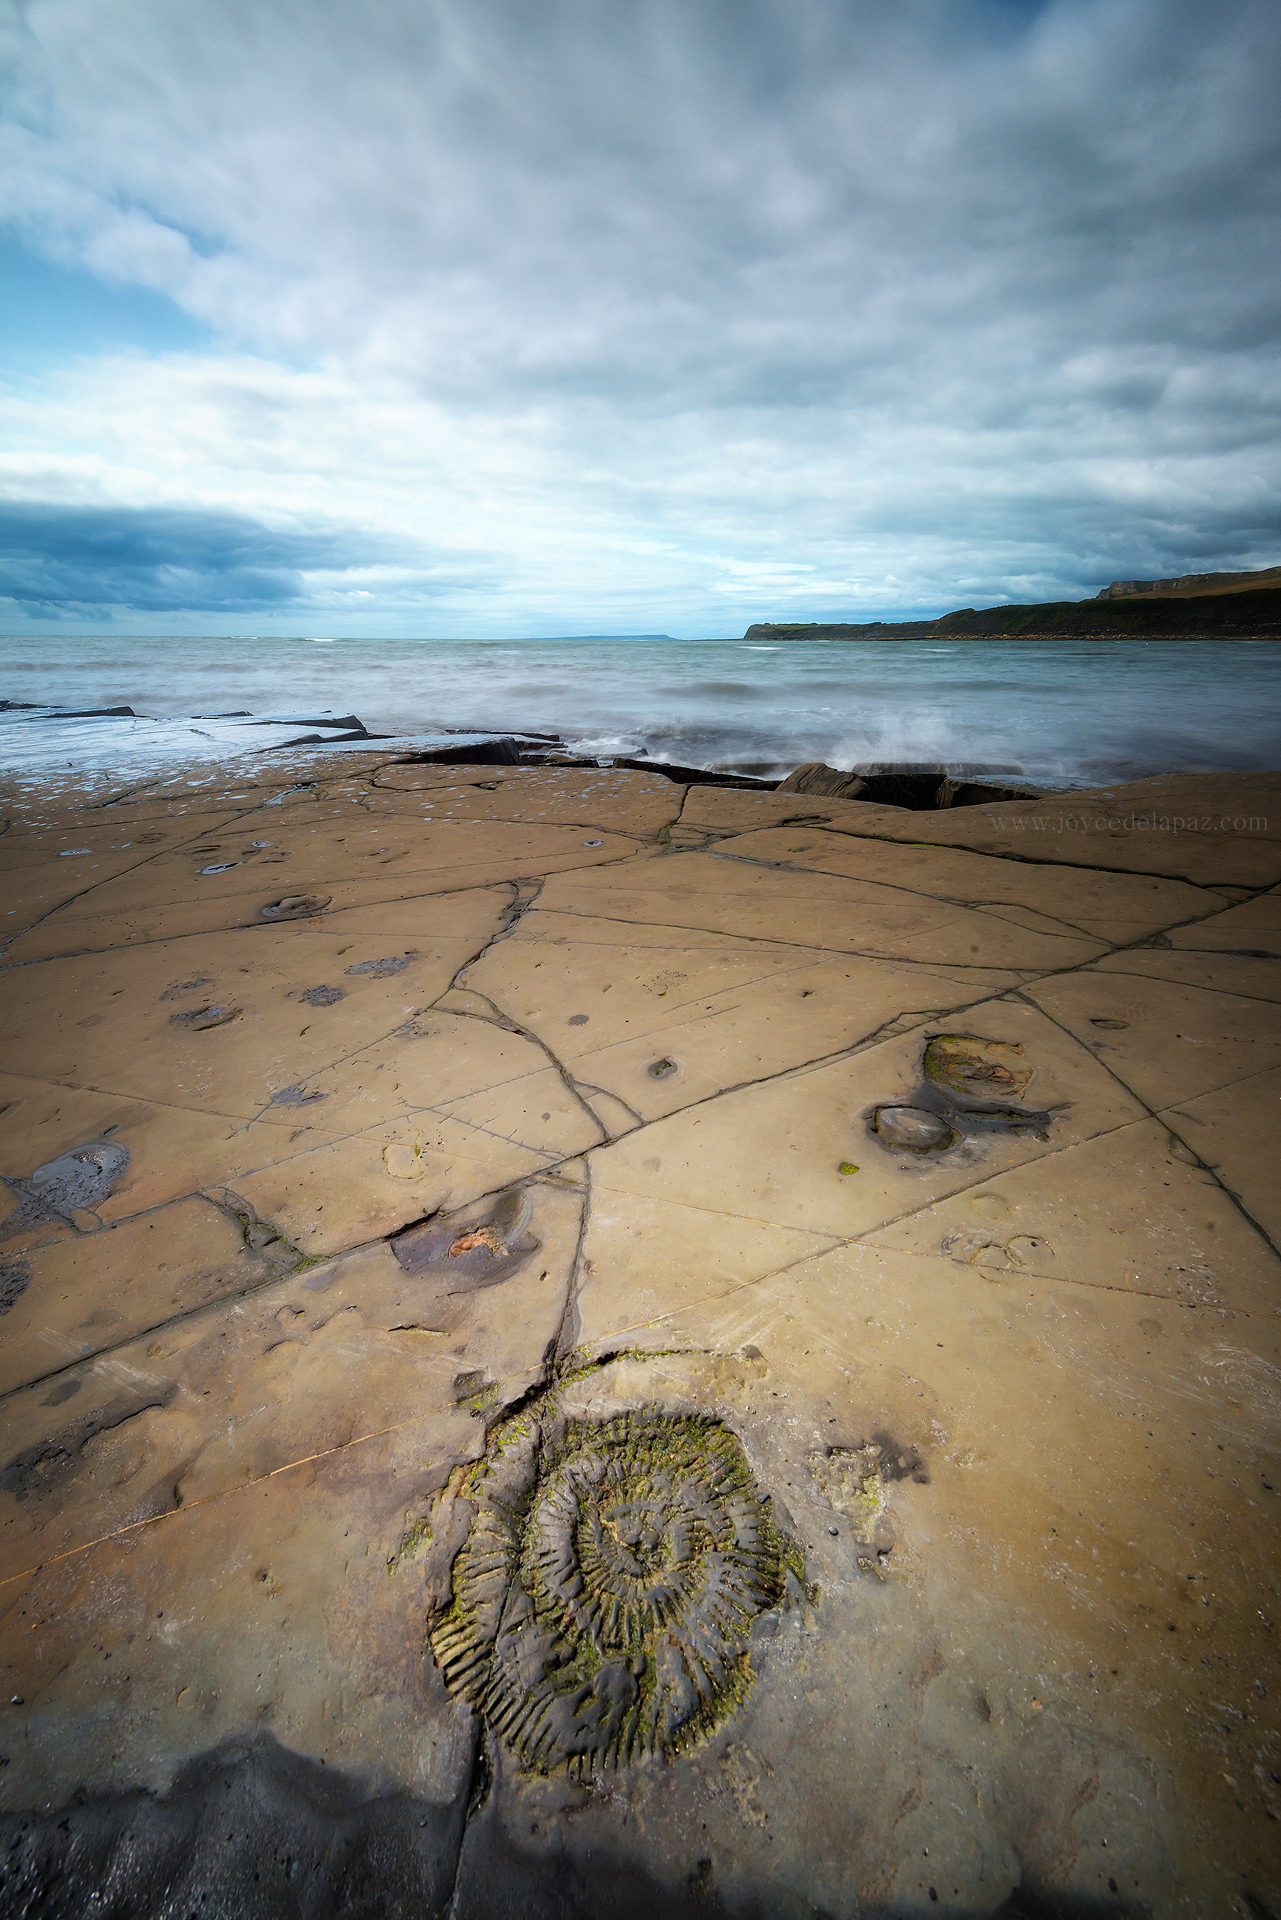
2;632;1279;787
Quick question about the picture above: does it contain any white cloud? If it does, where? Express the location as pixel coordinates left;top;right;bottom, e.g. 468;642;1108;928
0;0;1278;631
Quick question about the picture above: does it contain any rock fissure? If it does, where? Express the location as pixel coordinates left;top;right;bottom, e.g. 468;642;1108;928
1013;991;1281;1267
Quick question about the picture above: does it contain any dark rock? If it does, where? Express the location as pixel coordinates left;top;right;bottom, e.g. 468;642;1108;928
253;715;368;731
1;1142;132;1239
775;762;869;801
0;1735;467;1920
398;737;524;766
0;1260;31;1314
609;755;777;789
935;777;1046;808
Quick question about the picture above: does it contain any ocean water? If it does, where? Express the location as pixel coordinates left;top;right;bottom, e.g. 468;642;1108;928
2;632;1280;789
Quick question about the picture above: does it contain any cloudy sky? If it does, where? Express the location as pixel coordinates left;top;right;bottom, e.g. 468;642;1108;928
1;0;1278;635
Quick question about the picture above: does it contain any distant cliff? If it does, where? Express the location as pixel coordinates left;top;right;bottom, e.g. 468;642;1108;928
1097;563;1281;599
743;583;1281;642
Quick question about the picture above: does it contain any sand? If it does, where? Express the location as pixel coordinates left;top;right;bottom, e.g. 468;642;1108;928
1;750;1279;1918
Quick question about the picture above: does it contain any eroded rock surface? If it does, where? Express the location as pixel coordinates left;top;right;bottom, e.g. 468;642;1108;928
0;752;1278;1917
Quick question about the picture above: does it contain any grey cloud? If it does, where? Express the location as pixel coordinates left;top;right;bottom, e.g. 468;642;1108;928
0;0;1278;617
0;503;413;615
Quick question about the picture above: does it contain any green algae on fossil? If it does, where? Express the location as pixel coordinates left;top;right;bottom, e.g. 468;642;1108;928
429;1404;795;1774
923;1034;1032;1104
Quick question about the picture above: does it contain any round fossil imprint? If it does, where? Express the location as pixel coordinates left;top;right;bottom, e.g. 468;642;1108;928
431;1410;790;1772
923;1033;1031;1104
259;892;331;920
873;1105;956;1152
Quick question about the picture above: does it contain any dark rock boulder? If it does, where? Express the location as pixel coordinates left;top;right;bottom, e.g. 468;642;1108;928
774;762;869;801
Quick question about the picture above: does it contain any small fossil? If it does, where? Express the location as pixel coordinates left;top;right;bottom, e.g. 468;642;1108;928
448;1188;533;1258
160;977;213;1000
260;893;332;920
872;1106;955;1153
270;1083;328;1107
301;985;345;1007
345;955;412;977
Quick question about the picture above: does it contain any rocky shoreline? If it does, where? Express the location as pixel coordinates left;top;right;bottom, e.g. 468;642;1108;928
1;748;1279;1917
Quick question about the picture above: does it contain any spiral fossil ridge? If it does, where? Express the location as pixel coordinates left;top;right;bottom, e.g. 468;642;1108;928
430;1407;792;1772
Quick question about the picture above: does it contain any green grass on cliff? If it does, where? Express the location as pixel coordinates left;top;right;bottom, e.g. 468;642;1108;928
743;585;1281;642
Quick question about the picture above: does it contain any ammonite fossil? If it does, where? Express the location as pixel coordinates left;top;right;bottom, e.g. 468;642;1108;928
431;1409;791;1773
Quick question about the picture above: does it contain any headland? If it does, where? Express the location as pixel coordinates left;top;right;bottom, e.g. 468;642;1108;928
745;562;1281;641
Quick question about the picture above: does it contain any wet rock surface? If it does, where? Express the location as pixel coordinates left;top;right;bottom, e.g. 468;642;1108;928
0;752;1279;1918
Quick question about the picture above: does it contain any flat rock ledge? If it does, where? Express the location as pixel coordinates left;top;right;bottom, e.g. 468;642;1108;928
1;753;1280;1919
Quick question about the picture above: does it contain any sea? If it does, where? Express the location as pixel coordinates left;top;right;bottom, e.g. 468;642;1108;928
2;632;1280;792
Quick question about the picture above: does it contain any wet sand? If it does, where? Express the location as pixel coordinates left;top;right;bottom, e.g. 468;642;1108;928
1;750;1279;1917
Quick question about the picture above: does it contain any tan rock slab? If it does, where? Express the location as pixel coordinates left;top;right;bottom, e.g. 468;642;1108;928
369;764;681;836
0;1193;577;1580
1161;1065;1281;1246
676;785;879;836
1024;967;1281;1109
861;1116;1281;1315
0;1197;275;1395
570;1183;837;1350
0;1409;480;1807
715;821;1215;946
288;1010;590;1142
538;848;1110;971
549;1260;1280;1910
1169;884;1281;952
226;1118;552;1255
816;772;1281;888
0;890;507;1117
588;997;1148;1241
0;1072;243;1226
1091;945;1281;1004
478;941;1020;1126
0;817;245;949
2;763;1279;1914
434;1063;606;1158
467;911;1004;1097
2;820;643;962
